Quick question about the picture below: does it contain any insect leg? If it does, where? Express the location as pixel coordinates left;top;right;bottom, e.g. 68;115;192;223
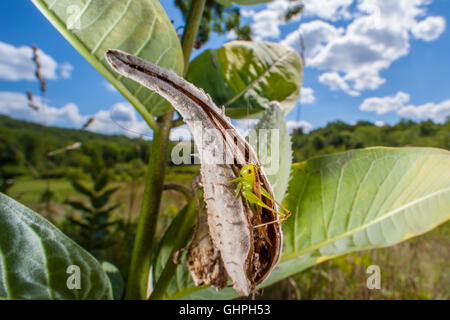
243;190;279;215
260;186;291;218
234;182;242;198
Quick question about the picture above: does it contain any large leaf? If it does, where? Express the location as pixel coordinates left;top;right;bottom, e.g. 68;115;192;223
248;102;292;201
166;147;450;299
186;41;303;119
0;193;113;299
102;261;124;300
32;0;184;119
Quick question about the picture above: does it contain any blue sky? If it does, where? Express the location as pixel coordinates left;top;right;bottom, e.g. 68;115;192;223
0;0;449;138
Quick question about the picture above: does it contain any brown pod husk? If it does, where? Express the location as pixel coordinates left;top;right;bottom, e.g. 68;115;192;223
184;211;227;290
105;49;283;296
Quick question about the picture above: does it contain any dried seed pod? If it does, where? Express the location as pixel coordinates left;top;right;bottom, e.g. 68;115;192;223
105;49;283;296
184;211;228;290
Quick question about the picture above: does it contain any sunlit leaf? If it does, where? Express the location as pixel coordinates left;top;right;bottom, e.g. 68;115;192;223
31;0;184;119
248;102;292;201
186;41;303;119
0;193;113;299
165;147;450;299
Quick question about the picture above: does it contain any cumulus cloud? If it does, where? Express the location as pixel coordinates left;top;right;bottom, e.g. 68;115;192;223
360;91;450;123
59;62;74;79
170;124;192;141
374;120;385;127
360;91;410;114
90;102;151;137
281;20;344;63
244;0;353;41
412;16;446;41
0;41;73;81
286;120;313;132
244;0;307;41
318;72;359;96
301;0;353;21
103;81;117;92
0;91;151;137
300;87;316;104
277;0;446;95
397;100;450;123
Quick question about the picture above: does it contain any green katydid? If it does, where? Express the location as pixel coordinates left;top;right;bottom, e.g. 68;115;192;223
226;163;291;228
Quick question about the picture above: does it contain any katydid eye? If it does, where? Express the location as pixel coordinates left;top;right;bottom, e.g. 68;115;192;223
248;169;252;173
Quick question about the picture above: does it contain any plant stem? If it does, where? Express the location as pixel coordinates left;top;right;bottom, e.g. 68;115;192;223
124;112;173;299
180;0;206;73
124;0;205;300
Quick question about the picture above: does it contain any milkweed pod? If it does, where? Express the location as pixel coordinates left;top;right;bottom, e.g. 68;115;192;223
105;49;283;296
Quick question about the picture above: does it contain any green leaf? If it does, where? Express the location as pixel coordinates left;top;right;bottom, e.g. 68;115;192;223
31;0;184;123
65;200;93;214
0;193;113;299
167;147;450;299
248;101;292;201
72;180;94;198
101;261;124;300
94;171;109;192
273;147;450;287
92;186;120;209
186;41;303;119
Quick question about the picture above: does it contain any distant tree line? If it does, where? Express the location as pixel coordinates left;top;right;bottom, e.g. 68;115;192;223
292;119;450;162
1;115;448;182
0;115;151;181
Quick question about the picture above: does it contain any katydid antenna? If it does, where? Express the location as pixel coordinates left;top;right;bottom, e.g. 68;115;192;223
108;108;153;138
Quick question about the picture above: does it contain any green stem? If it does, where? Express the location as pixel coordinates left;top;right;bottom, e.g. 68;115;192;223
180;0;206;74
124;112;173;299
124;0;206;300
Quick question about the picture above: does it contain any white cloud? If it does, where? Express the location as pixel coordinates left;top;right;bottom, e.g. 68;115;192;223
103;81;117;92
90;102;151;137
279;0;446;95
300;87;315;104
286;120;313;132
397;100;450;123
374;120;385;127
318;72;359;96
301;0;353;21
0;41;72;81
412;16;446;41
360;91;410;114
281;20;344;64
0;91;84;126
245;0;305;41
360;91;450;123
226;30;237;41
0;91;151;137
59;62;74;79
245;0;352;41
170;124;192;141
